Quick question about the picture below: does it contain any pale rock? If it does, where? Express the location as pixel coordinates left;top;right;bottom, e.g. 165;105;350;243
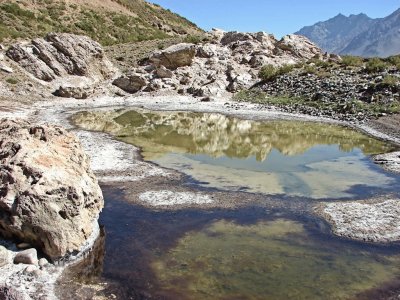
6;33;114;81
149;43;196;70
0;64;12;73
0;245;11;267
24;265;37;274
277;34;321;59
38;258;49;268
14;249;38;265
53;85;94;99
0;119;104;260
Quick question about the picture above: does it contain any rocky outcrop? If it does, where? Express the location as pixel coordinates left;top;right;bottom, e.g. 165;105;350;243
319;199;400;243
0;119;104;260
53;85;95;99
113;30;324;97
6;33;115;82
148;43;196;70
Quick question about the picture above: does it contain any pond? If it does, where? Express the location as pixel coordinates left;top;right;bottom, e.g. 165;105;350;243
72;108;399;199
65;108;400;300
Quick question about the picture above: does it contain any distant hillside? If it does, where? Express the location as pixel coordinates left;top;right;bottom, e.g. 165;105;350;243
0;0;202;45
296;9;400;57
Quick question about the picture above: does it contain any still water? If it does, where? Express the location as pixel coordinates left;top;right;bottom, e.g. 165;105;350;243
73;108;398;199
66;108;400;300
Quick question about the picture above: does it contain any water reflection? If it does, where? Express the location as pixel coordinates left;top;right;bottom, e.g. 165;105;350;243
72;109;399;198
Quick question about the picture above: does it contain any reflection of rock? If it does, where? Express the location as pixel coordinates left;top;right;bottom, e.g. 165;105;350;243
0;119;104;260
72;109;394;162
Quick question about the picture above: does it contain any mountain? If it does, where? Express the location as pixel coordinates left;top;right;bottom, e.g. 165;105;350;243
296;8;400;57
0;0;202;46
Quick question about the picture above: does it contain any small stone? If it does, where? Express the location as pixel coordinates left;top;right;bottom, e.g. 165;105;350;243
32;269;42;278
200;96;211;102
24;265;37;274
14;248;38;265
0;64;13;73
38;258;49;268
0;246;11;267
17;242;31;250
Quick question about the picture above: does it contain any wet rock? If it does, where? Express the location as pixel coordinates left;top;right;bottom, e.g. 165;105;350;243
0;245;11;267
14;248;38;265
112;74;147;93
6;33;114;81
0;119;104;260
149;43;196;70
0;286;24;300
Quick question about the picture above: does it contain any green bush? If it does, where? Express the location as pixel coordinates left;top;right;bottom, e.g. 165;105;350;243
6;78;19;85
184;35;203;44
258;64;295;81
258;64;277;81
341;55;364;67
382;75;400;87
366;58;389;73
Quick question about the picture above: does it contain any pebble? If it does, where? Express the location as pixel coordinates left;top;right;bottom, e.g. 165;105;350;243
24;265;37;274
0;246;11;267
14;249;38;266
38;258;49;268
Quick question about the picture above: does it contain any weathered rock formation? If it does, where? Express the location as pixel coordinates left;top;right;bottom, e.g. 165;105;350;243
112;30;325;97
0;119;104;260
6;33;115;82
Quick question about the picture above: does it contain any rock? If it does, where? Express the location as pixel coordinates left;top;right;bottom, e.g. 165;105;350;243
0;246;11;267
38;258;49;268
14;249;38;265
53;85;94;99
6;33;114;81
0;64;13;73
112;74;147;93
0;44;4;50
320;199;400;243
155;66;173;78
220;31;252;45
16;242;31;249
149;43;196;70
277;34;322;59
0;119;104;260
374;151;400;173
24;265;37;274
0;286;24;300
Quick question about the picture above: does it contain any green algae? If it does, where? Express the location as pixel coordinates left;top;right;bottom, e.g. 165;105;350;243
72;108;398;198
151;219;400;300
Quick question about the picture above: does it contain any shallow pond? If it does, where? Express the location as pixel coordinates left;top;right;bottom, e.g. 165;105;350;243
73;108;399;199
66;108;400;300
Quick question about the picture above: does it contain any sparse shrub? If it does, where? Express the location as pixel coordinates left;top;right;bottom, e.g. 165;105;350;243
387;55;400;70
365;58;389;73
184;35;203;44
258;64;277;81
341;55;364;67
6;78;19;85
302;64;317;75
277;64;295;75
382;75;400;87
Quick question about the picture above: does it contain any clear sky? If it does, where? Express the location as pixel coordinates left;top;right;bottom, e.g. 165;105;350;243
150;0;400;38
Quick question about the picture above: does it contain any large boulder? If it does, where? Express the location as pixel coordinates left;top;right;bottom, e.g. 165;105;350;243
276;34;322;59
149;43;196;70
0;119;104;260
6;33;114;81
112;74;147;93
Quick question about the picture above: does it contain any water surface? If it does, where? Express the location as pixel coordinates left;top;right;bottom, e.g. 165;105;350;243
72;108;398;199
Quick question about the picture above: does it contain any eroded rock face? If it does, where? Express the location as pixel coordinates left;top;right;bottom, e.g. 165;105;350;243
113;31;324;97
0;119;104;260
6;33;114;82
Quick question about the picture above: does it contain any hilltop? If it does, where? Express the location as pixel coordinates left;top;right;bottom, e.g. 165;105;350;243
0;0;202;45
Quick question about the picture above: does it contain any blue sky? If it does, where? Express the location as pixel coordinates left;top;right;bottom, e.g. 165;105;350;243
150;0;400;38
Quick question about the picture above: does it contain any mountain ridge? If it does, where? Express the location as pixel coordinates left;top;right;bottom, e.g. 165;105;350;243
296;9;400;57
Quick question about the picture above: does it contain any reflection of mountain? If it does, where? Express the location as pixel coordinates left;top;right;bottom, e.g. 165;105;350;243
72;109;395;161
